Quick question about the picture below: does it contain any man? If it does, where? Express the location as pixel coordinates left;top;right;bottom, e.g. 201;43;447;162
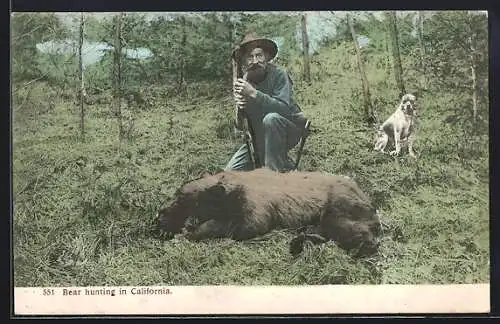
225;32;307;173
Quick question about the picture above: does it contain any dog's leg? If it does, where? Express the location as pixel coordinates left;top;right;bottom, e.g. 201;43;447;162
380;133;388;153
390;130;401;156
408;133;417;158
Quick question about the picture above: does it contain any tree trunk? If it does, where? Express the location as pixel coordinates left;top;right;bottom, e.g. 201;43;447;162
347;13;375;124
113;13;124;139
466;12;478;122
387;11;406;98
178;15;187;94
226;13;233;47
226;13;235;86
78;12;85;140
301;13;311;84
417;11;427;90
384;29;392;72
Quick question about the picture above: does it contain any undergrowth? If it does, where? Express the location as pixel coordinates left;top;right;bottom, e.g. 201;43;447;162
13;43;489;286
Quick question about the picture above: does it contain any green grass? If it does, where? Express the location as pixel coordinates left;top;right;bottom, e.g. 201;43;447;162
13;44;489;286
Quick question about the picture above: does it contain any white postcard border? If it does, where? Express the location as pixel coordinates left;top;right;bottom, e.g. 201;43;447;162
14;284;490;315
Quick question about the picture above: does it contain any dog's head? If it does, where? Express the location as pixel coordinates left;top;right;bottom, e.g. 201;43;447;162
399;93;418;117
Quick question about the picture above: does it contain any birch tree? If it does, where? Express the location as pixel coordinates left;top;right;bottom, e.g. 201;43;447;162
417;11;427;89
424;11;487;124
113;13;124;139
178;15;187;94
301;13;311;83
387;11;406;97
346;13;375;124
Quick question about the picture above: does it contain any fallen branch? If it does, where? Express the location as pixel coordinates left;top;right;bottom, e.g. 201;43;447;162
12;73;50;93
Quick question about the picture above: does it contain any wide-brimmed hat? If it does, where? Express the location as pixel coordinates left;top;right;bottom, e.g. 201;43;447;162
232;32;278;61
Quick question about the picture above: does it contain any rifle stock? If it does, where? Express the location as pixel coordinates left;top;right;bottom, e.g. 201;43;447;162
232;58;260;169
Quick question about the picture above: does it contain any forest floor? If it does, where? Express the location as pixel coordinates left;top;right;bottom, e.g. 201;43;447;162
13;45;489;286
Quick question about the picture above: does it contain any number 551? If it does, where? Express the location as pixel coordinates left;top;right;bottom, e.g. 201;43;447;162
43;289;55;296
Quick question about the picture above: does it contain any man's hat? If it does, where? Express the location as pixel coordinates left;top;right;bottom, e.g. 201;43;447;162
232;32;278;61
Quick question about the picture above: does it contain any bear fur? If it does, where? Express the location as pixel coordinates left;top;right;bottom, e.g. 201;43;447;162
156;168;381;257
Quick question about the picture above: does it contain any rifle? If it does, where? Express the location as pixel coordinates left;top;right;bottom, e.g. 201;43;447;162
293;119;311;171
232;56;261;169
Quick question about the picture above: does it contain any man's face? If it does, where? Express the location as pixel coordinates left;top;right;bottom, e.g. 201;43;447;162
241;47;268;83
243;47;267;67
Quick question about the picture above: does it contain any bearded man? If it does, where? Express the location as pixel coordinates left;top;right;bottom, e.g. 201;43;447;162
224;33;308;173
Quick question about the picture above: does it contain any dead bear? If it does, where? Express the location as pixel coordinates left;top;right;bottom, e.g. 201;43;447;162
155;168;381;257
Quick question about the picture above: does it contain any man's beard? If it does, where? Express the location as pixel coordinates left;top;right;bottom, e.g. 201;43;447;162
244;63;267;84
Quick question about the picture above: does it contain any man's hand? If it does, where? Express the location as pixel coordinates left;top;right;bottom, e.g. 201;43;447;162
234;91;247;108
234;78;257;99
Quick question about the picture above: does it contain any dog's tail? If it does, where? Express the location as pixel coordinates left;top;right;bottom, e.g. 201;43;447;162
289;233;330;256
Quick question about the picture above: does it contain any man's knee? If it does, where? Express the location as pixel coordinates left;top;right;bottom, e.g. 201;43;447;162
262;112;282;129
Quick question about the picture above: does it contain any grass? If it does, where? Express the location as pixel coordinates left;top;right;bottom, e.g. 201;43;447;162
12;43;489;286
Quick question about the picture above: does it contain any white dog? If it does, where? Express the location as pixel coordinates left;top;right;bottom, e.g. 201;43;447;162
373;93;418;157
